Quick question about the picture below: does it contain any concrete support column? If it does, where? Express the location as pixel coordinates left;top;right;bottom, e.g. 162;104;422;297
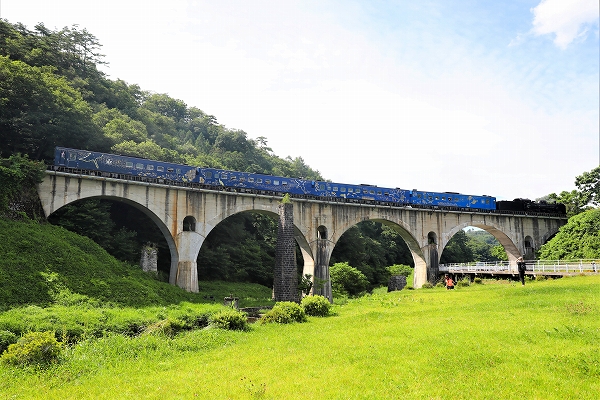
312;236;333;302
412;249;428;288
174;231;204;293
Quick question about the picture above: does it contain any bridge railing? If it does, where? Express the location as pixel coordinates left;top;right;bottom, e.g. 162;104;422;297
439;260;600;274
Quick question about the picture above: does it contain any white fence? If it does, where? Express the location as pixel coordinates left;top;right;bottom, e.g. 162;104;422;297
439;260;599;274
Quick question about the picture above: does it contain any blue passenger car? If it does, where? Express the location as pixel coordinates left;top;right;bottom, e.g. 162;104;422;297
53;147;497;211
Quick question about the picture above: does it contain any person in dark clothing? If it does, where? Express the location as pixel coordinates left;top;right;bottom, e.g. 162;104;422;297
517;256;526;286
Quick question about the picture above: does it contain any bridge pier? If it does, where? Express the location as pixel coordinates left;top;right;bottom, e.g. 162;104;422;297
173;231;203;292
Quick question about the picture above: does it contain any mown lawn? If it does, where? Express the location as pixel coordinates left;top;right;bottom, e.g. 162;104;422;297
1;275;598;399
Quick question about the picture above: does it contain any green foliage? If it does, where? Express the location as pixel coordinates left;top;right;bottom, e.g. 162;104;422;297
280;193;291;204
209;309;249;331
441;229;508;263
539;209;600;260
0;154;45;219
260;302;307;324
474;277;483;284
457;278;471;287
142;318;187;338
440;230;473;263
386;264;412;277
300;295;331;317
542;190;589;218
0;330;18;354
421;282;434;289
575;166;600;207
330;262;369;297
1;331;61;366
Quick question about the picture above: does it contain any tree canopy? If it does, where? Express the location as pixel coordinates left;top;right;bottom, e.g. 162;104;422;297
538;209;600;260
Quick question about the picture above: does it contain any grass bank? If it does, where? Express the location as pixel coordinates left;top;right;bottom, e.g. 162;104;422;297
1;275;598;399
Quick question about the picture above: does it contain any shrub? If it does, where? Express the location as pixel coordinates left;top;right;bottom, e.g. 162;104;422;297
387;264;413;277
421;282;434;289
0;330;18;354
330;262;369;297
457;278;471;287
261;302;307;324
436;282;445;288
301;295;331;317
143;318;187;337
474;277;483;284
210;309;249;331
1;331;62;366
535;275;547;281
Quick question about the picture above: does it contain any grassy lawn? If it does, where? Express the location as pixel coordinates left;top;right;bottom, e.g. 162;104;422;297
1;275;598;399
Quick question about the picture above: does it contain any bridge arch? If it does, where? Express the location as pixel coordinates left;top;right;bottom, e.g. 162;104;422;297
47;195;179;279
443;221;520;265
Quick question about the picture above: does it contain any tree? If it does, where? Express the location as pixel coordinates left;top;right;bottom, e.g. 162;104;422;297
0;56;102;159
329;262;369;297
440;230;473;263
575;166;600;207
538;209;600;260
540;190;588;218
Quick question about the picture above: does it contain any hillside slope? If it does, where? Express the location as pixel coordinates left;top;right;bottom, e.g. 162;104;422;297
0;218;206;309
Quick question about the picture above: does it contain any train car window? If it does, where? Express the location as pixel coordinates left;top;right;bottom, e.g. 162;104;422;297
206;171;212;178
157;166;164;172
176;169;182;174
341;187;346;192
69;153;77;161
384;192;389;196
274;180;280;185
441;197;445;201
257;178;262;183
435;196;439;200
239;177;245;182
248;177;254;182
147;165;154;170
265;179;271;184
332;186;338;191
369;190;375;194
167;168;174;173
282;181;287;185
221;173;228;179
429;196;433;200
136;163;144;169
126;162;133;168
348;188;353;193
214;173;219;178
319;184;325;190
363;190;368;194
377;191;382;195
231;176;237;180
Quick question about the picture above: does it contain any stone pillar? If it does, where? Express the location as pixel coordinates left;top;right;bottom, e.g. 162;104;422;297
140;244;158;273
273;202;299;302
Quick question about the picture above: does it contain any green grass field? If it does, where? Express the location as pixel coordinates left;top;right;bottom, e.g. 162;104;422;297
1;275;598;399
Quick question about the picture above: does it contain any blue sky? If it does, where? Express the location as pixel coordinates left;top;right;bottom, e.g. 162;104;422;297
3;0;599;200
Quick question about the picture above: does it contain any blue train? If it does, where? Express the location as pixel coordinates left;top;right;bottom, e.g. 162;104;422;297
53;146;555;213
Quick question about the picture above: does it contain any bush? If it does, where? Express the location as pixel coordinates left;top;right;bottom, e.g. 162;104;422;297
330;262;369;297
210;309;249;331
421;282;434;289
457;278;471;287
474;277;483;284
301;295;331;317
1;331;62;366
143;318;187;337
436;282;445;288
0;330;18;354
260;302;307;324
387;264;413;277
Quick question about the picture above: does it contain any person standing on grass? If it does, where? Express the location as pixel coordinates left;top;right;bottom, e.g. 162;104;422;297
445;274;455;290
517;256;526;286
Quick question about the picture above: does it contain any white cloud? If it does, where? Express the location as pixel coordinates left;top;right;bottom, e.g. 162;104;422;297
531;0;599;48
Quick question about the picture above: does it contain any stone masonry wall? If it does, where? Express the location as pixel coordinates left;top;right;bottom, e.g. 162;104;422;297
273;203;298;302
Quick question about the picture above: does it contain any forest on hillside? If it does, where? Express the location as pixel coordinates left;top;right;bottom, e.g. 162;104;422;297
2;19;599;289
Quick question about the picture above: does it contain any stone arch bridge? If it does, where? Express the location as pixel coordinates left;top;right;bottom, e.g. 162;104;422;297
37;171;567;299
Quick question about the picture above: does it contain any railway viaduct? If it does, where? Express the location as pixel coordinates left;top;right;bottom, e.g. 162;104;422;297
37;171;567;299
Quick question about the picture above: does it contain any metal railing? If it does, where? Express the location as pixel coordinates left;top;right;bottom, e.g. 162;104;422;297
439;260;600;274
